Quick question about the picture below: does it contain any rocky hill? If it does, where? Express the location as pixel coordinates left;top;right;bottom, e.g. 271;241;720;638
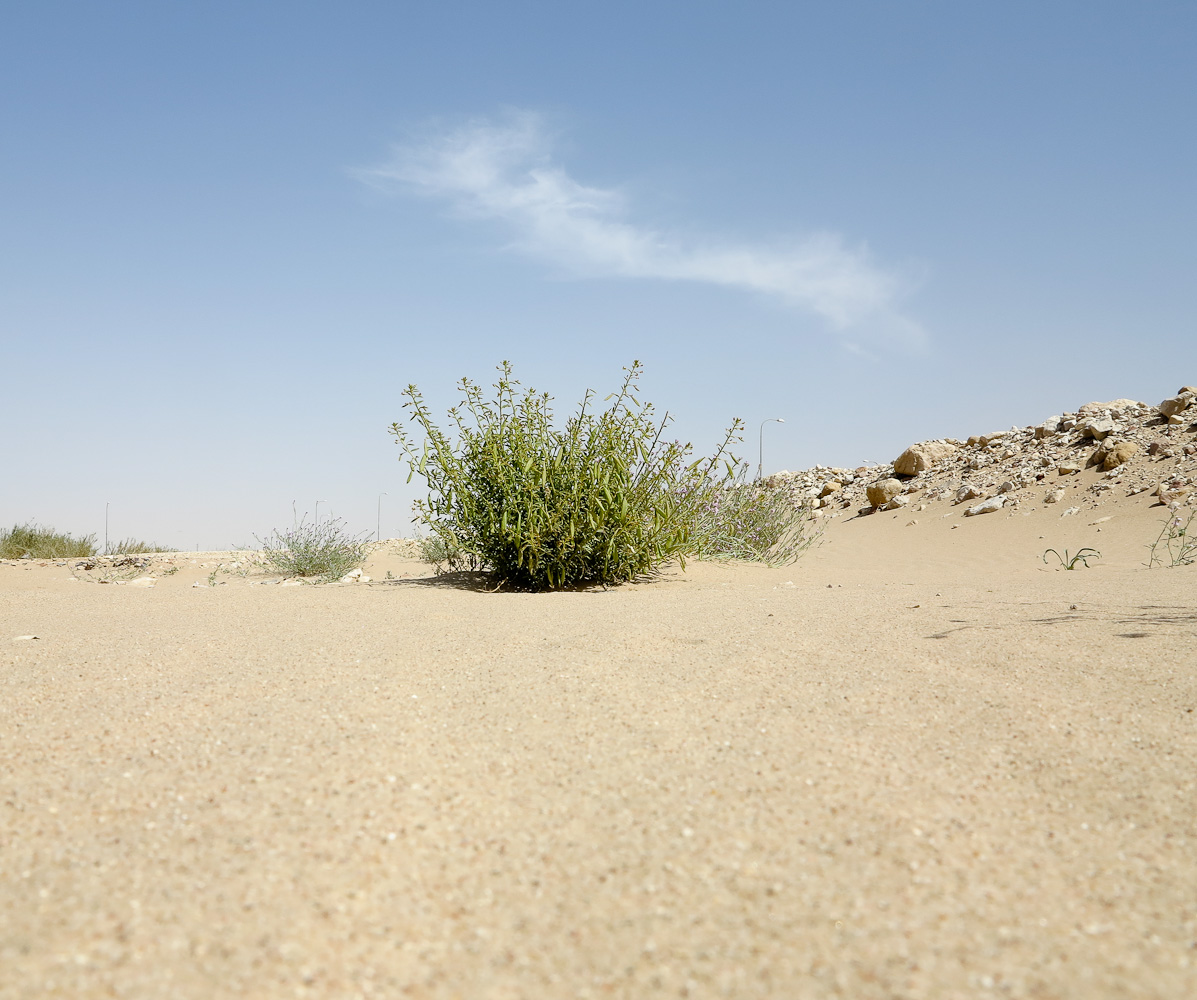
770;385;1197;519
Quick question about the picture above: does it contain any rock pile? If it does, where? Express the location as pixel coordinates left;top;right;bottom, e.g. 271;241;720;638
766;386;1197;518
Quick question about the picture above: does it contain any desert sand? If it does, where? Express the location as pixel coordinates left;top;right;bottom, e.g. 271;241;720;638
2;471;1196;998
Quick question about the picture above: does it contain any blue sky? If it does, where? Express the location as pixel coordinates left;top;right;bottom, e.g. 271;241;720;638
3;2;1194;548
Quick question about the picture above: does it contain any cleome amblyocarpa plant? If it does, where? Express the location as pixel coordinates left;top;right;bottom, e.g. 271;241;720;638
256;516;371;581
1147;509;1197;568
391;361;815;591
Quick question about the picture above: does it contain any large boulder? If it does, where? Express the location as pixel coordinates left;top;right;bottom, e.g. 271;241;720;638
866;478;903;507
1078;399;1139;416
1102;440;1139;471
1159;391;1195;418
892;440;959;476
1079;416;1116;440
1034;417;1062;439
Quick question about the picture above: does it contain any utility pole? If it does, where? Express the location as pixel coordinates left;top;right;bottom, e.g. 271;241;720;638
757;418;785;480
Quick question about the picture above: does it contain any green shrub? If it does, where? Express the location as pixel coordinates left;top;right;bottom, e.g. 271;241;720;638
1;522;98;559
256;516;370;581
391;361;815;590
415;532;456;571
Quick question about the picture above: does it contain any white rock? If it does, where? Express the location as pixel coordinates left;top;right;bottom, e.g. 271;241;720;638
1080;417;1116;440
128;577;156;588
964;496;1006;516
1078;399;1140;422
1034;418;1062;439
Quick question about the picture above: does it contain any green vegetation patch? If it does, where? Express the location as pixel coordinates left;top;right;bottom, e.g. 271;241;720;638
107;538;175;554
257;517;371;581
1;522;98;559
392;361;816;591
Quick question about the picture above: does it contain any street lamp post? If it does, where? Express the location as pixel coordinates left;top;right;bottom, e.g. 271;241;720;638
757;418;785;480
105;501;110;555
377;492;388;542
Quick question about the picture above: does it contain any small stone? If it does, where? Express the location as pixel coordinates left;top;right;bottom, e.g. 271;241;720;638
818;481;842;498
1168;414;1186;425
1159;485;1193;506
1058;463;1082;476
1044;489;1065;504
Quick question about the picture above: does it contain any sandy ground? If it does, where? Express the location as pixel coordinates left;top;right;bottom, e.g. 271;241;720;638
2;486;1195;998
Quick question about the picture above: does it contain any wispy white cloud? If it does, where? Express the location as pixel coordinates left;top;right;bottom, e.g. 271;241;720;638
358;110;924;344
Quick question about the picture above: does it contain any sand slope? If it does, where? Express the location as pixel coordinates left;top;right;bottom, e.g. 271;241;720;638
2;491;1195;998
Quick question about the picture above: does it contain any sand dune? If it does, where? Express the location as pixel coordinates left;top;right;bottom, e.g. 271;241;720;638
3;453;1196;997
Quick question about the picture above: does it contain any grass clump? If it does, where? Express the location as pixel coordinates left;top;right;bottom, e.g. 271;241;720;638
391;361;815;591
1;522;98;559
690;478;819;565
107;538;175;555
256;516;370;581
1147;510;1196;568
